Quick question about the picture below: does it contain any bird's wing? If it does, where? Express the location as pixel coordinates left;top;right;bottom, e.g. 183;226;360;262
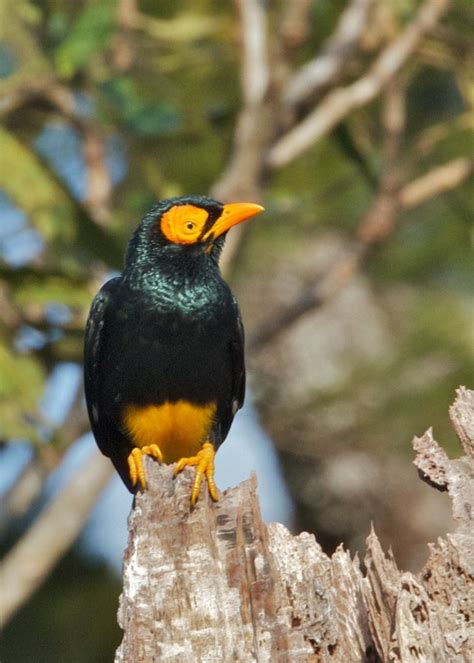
216;300;245;445
230;298;246;415
83;277;121;458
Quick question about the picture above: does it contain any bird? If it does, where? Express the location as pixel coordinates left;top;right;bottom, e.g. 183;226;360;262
84;195;264;505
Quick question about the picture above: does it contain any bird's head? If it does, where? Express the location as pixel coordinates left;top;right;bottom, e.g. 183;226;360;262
127;195;264;266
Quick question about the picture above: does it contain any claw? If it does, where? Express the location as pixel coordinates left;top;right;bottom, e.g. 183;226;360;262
127;444;163;490
174;442;220;505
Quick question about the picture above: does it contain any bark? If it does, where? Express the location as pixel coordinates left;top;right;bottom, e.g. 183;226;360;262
116;387;474;662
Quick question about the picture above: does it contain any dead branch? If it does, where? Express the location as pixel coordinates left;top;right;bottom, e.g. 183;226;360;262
449;387;474;458
44;86;113;224
248;80;406;352
210;0;273;272
211;0;271;205
112;0;139;72
0;80;114;224
412;113;474;160
267;0;451;168
399;157;474;210
0;458;47;534
283;0;374;108
115;388;474;662
0;451;112;628
279;0;314;53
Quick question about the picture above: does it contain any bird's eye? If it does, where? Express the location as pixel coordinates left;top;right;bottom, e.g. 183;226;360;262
184;221;195;232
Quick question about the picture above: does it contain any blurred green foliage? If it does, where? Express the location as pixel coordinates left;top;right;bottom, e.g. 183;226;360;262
0;339;45;441
55;0;117;77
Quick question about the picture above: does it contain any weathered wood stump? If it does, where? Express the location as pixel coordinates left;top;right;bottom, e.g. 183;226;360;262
115;387;474;662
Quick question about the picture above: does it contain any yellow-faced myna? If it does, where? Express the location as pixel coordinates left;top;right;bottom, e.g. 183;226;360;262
84;196;264;504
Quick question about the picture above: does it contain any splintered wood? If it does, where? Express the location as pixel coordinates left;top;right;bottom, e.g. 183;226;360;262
116;387;474;662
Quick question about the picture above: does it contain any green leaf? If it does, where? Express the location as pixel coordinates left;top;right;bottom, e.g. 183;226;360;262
0;341;45;442
0;127;77;243
0;0;51;97
55;0;117;78
0;127;123;267
100;78;181;136
11;275;92;310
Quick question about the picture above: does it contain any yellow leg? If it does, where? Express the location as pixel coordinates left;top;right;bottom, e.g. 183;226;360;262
127;444;163;490
174;442;220;505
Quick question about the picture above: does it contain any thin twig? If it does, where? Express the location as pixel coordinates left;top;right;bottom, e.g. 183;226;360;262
249;81;406;351
211;0;270;203
211;0;272;273
112;0;139;72
0;77;56;117
238;0;270;107
411;113;474;160
45;87;113;224
0;458;47;533
249;70;472;355
279;0;314;53
399;156;474;210
284;0;374;108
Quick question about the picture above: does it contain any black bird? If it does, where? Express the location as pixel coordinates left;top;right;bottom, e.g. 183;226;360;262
84;196;264;504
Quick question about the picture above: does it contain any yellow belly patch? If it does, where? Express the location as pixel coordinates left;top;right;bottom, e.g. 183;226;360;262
123;400;216;464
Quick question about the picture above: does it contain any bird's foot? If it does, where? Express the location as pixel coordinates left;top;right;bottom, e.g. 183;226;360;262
127;444;163;490
174;442;220;506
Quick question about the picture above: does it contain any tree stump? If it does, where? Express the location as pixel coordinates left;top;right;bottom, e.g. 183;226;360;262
115;387;474;662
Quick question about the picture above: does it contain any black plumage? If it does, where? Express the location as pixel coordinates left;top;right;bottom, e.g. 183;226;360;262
84;196;262;502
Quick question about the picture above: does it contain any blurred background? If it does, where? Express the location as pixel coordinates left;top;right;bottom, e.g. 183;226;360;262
0;0;472;660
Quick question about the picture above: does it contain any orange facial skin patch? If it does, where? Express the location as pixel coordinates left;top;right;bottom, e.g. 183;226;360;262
123;400;217;463
160;205;209;244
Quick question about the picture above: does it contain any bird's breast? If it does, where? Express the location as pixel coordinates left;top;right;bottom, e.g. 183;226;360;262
123;400;217;463
103;272;235;430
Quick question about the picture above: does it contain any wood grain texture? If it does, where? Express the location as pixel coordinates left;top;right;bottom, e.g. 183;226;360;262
116;387;474;662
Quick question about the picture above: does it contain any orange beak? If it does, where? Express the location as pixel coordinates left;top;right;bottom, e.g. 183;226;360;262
203;202;264;242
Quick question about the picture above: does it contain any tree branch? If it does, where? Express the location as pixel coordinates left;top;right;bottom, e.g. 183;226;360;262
0;451;113;628
248;81;406;352
211;0;271;204
112;0;139;72
283;0;374;108
210;0;273;273
267;0;451;168
0;458;47;534
279;0;314;53
44;86;113;224
399;156;473;210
